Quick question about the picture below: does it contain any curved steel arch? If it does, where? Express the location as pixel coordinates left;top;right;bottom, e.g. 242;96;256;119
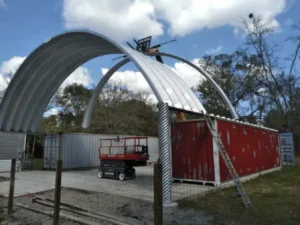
0;31;205;132
82;58;130;128
146;52;238;119
83;52;238;128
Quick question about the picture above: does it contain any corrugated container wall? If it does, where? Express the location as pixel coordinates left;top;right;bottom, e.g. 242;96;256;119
171;118;281;186
217;120;280;183
43;133;159;170
171;120;215;184
279;133;295;166
0;132;26;160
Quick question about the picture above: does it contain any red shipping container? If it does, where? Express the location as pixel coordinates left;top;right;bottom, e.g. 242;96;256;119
171;117;281;186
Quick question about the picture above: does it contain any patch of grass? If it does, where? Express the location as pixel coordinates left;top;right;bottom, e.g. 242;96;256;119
0;208;5;223
33;158;43;170
178;157;300;225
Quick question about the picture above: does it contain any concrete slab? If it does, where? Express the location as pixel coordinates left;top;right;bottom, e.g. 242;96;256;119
0;166;214;201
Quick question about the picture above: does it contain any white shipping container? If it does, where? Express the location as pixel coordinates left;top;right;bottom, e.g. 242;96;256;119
0;160;21;172
43;133;159;170
0;132;26;160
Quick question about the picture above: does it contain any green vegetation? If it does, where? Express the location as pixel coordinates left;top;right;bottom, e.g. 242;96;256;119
0;208;5;223
33;158;43;170
178;157;300;225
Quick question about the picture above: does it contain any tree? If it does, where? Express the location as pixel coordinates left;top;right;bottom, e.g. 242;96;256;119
40;82;158;136
89;82;157;136
197;51;269;122
244;14;300;131
54;83;92;132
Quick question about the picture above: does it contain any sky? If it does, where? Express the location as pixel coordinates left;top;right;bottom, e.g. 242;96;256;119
0;0;299;115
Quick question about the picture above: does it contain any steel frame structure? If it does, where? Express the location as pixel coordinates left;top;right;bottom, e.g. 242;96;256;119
0;31;238;207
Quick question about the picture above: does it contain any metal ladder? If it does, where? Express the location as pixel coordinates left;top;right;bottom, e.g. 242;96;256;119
203;113;252;208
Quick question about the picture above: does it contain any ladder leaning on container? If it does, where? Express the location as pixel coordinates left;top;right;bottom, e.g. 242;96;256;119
175;111;251;208
202;112;252;208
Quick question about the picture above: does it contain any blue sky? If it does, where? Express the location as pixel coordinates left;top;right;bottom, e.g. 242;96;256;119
0;0;299;104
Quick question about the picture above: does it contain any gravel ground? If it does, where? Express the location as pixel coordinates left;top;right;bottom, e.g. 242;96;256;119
0;176;10;183
0;188;213;225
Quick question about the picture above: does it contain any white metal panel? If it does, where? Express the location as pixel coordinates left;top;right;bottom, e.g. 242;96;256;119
279;133;295;166
43;133;159;170
43;134;59;169
212;119;221;186
0;31;205;133
0;132;25;160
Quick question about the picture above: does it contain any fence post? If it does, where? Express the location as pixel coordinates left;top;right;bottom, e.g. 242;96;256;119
8;158;16;215
53;132;63;225
154;163;163;225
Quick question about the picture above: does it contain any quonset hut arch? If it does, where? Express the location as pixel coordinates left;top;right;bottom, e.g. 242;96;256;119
83;52;238;128
0;31;207;133
0;30;238;206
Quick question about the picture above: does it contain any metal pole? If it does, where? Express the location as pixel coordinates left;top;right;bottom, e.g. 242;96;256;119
158;102;172;205
154;163;163;225
8;158;16;215
53;132;63;225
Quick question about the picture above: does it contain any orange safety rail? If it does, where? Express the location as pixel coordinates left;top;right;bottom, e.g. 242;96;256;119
99;136;149;161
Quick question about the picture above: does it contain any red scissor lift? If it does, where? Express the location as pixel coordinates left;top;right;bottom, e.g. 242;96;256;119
97;136;149;181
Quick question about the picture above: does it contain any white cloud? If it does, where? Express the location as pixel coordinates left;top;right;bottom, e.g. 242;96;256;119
233;27;241;36
0;56;26;75
170;59;205;88
63;0;164;42
205;45;223;55
0;0;5;7
0;56;26;91
60;67;93;90
101;58;205;104
0;75;7;91
102;68;151;93
44;107;60;117
63;0;288;40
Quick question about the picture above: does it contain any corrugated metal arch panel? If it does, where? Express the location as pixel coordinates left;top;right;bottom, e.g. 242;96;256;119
0;31;204;132
82;56;205;128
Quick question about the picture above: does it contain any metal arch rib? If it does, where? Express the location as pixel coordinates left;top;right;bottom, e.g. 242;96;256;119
145;52;239;119
0;31;205;132
82;55;208;129
82;58;130;128
83;51;238;129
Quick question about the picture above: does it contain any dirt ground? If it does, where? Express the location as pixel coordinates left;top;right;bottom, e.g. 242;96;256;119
0;187;213;225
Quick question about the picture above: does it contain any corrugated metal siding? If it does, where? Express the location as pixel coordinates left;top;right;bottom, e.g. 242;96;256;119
0;132;26;160
171;119;280;184
43;133;159;169
217;120;281;182
43;134;59;169
279;133;295;166
148;137;159;163
0;160;21;172
171;121;215;182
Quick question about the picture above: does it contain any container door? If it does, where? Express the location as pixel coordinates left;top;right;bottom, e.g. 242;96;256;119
280;133;295;166
43;134;59;169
